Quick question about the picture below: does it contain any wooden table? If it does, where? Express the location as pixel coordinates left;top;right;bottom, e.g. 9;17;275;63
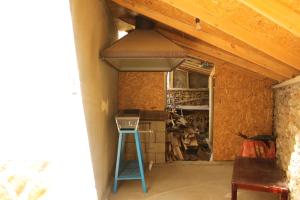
231;157;289;200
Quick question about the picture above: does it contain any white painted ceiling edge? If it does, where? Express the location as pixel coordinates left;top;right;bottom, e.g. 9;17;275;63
273;75;300;89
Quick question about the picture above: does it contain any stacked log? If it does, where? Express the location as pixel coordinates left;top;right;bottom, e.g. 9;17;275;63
166;112;211;162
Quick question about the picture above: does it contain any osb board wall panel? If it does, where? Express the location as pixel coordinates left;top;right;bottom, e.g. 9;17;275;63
213;64;275;160
118;72;165;110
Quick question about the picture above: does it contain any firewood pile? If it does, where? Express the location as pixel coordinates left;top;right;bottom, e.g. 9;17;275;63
166;111;211;161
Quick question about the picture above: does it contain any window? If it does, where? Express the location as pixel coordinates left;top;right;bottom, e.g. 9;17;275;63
173;69;188;88
168;69;208;89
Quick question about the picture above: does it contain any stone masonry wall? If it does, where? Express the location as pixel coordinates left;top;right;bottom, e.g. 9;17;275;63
274;82;300;200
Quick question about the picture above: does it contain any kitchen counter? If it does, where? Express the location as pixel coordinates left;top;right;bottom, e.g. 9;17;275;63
118;109;169;121
119;109;167;164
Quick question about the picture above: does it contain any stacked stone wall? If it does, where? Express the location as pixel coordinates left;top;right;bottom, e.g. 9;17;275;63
274;83;300;200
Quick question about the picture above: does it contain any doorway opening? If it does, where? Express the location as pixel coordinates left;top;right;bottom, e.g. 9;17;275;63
165;58;214;161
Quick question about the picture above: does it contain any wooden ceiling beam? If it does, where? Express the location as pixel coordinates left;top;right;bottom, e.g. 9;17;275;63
111;14;265;79
181;62;209;72
111;0;298;79
161;0;300;71
184;46;284;81
238;0;300;38
185;49;268;81
179;63;211;75
157;29;285;81
186;51;226;67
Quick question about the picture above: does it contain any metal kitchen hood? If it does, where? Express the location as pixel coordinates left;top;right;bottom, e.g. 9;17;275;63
101;17;186;72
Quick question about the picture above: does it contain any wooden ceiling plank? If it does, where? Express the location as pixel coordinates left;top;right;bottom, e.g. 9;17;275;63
179;65;211;75
186;51;226;66
158;29;290;80
180;63;211;74
183;45;284;81
111;0;299;78
186;49;268;81
161;31;285;81
161;0;300;70
238;0;300;38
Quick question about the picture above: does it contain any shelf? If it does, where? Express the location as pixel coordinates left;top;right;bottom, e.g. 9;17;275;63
117;160;141;180
167;88;209;91
176;105;209;110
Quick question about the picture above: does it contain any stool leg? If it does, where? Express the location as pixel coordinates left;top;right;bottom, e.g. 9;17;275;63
113;133;123;193
134;131;147;192
120;134;126;163
280;191;288;200
136;131;144;162
232;183;237;200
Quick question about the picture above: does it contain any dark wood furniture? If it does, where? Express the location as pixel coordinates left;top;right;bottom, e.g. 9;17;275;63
232;157;289;200
120;109;169;121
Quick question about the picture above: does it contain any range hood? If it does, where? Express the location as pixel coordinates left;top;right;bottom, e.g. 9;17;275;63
101;16;186;72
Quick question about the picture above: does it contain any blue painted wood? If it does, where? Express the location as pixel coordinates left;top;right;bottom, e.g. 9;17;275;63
120;134;126;163
113;129;147;193
136;131;144;162
113;133;123;192
134;131;147;192
118;160;141;180
118;130;138;134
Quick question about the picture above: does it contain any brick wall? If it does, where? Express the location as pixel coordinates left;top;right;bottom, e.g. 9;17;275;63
125;121;166;164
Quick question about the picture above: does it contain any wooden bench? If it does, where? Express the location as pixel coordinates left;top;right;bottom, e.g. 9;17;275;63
231;157;289;200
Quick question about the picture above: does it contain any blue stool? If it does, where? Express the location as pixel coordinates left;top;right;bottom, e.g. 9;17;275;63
114;115;147;192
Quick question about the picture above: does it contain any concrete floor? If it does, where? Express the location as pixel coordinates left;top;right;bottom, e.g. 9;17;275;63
109;161;278;200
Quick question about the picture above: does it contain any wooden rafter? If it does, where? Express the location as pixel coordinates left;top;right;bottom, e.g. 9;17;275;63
186;49;267;81
186;51;225;67
157;29;286;81
179;62;211;75
160;0;300;70
179;65;210;75
184;46;284;82
238;0;300;38
111;0;299;80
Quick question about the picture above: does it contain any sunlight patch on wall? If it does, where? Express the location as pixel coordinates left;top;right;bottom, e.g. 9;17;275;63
288;133;300;200
118;31;128;39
